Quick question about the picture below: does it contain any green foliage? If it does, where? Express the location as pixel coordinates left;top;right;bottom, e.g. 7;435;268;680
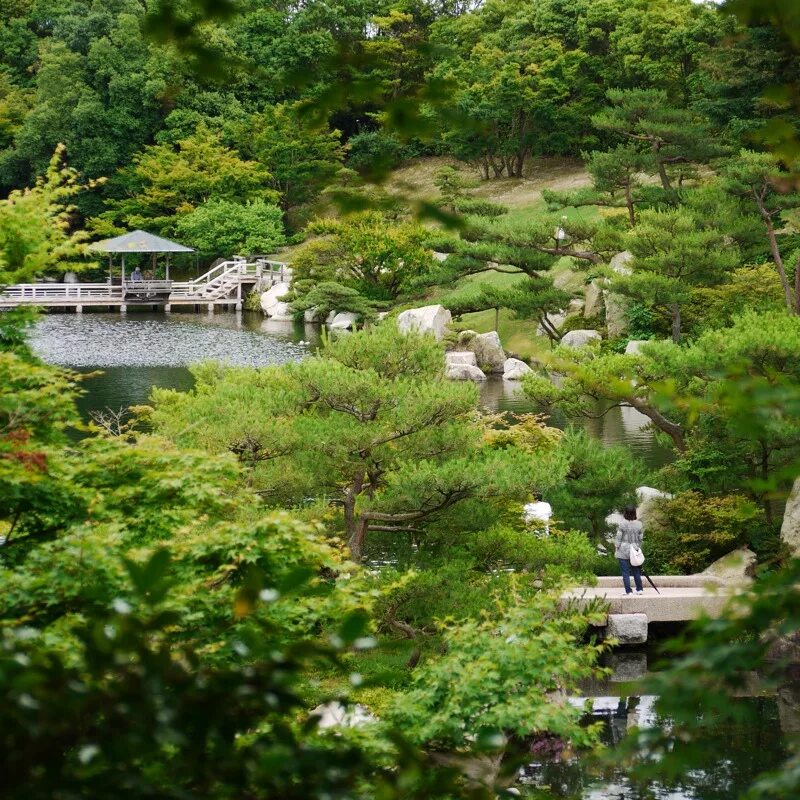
548;429;645;538
592;88;722;192
643;491;770;574
613;207;740;341
347;130;404;175
174;198;285;260
0;144;95;283
0;546;464;800
146;324;560;559
233;103;347;213
523;311;800;521
291;211;435;302
387;593;605;750
289;280;382;322
101;125;276;237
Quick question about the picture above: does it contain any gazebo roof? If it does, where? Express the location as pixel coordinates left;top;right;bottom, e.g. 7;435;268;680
87;230;194;254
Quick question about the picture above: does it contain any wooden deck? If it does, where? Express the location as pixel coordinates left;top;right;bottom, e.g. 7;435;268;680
0;257;289;311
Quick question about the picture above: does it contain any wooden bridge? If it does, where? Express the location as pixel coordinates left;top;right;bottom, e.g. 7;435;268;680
0;257;289;312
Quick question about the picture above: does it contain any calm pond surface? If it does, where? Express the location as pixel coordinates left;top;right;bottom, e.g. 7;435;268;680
31;309;672;468
28;310;791;797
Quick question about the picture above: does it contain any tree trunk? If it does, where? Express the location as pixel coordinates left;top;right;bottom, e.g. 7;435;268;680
657;158;672;192
343;473;366;559
514;149;526;178
757;194;793;310
653;141;673;192
479;158;489;180
629;398;686;453
625;182;636;227
670;302;681;343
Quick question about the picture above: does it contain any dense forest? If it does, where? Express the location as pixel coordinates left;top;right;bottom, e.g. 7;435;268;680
2;1;800;798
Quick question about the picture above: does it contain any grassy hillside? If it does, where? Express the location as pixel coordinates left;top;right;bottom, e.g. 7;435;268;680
271;155;595;359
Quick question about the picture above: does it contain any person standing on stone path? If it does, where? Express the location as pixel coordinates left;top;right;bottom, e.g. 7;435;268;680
615;505;644;595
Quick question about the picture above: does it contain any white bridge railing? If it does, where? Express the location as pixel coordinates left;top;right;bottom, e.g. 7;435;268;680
0;257;289;307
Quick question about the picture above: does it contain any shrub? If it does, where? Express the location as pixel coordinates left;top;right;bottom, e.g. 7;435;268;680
347;131;404;174
452;197;508;217
644;491;769;574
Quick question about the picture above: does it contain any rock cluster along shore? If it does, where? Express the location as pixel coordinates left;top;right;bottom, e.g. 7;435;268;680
395;304;537;382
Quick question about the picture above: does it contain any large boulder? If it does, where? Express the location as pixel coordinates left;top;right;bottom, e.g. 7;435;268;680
584;279;603;318
267;301;293;321
260;282;291;315
636;485;673;528
472;331;506;373
446;351;478;368
329;311;359;330
397;304;452;341
701;547;757;582
604;291;629;338
610;250;634;276
503;357;532;381
446;363;487;382
561;329;602;348
781;478;800;555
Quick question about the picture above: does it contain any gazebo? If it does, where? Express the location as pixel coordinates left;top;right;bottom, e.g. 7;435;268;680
87;230;194;283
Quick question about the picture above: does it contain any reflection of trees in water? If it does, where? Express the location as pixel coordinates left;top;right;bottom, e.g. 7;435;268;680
478;378;673;470
518;696;787;800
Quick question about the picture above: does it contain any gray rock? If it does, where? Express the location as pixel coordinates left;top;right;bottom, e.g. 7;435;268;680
267;301;294;321
63;271;79;284
445;363;487;382
304;307;320;323
472;331;506;373
432;251;449;262
537;311;567;337
397;304;452;340
503;357;532;381
325;310;337;325
781;478;800;555
701;547;757;582
604;291;629;337
446;351;477;367
636;485;673;528
607;613;648;645
624;339;649;356
329;311;359;330
584;279;603;318
610;250;634;276
560;329;602;348
260;282;291;315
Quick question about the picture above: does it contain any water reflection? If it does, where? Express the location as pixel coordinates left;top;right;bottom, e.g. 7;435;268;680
479;378;673;469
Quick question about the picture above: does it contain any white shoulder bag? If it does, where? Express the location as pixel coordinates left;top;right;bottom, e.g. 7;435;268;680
629;545;645;567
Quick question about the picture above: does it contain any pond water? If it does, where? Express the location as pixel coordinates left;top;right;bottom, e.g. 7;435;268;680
30;310;672;468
